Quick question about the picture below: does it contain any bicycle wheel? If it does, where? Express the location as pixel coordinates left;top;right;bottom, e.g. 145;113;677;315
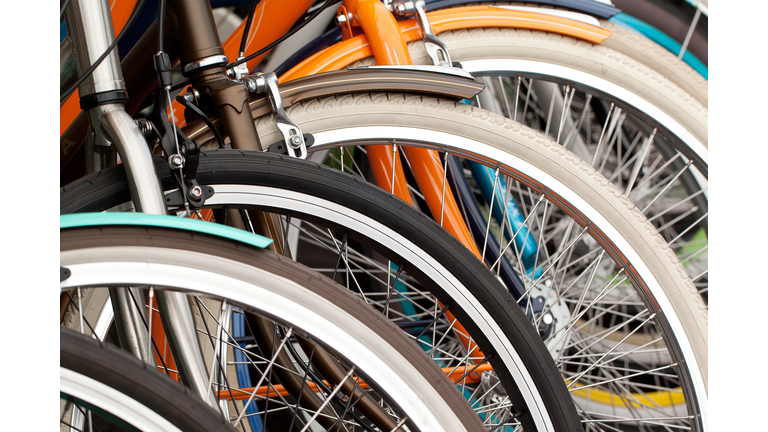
348;26;709;300
62;152;583;432
433;3;708;106
228;92;705;430
60;221;487;432
468;73;708;300
349;25;707;167
61;327;240;432
67;90;706;429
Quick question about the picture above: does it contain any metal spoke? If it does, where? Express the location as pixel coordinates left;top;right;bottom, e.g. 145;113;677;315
298;367;356;432
557;85;575;144
563;94;592;149
544;85;557;137
513;76;521;122
234;327;294;427
490;194;545;273
569;363;678;393
521;78;533;122
640;160;694;214
481;166;501;264
625;128;657;196
546;270;626;350
390;142;398;194
567;313;657;388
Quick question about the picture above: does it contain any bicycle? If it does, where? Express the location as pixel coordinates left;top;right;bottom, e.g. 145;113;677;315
58;0;708;430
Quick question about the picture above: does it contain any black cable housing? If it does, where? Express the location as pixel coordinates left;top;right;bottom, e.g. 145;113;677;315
228;0;338;68
238;0;262;56
157;0;166;53
175;95;226;149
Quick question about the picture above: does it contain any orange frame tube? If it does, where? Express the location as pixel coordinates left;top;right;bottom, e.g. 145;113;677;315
281;5;611;81
339;0;484;362
60;0;315;133
278;5;612;365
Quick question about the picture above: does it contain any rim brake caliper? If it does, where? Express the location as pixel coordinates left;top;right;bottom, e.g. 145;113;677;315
241;72;313;159
390;0;453;67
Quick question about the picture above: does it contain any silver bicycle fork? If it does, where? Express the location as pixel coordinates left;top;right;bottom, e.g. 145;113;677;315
63;0;217;407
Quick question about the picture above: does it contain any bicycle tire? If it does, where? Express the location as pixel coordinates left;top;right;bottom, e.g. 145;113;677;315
64;88;706;429
348;27;709;298
62;151;584;432
351;26;707;156
61;327;239;432
256;93;708;430
60;223;488;432
448;2;707;106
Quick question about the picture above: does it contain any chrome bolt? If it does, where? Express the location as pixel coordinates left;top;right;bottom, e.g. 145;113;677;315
291;135;302;145
335;14;347;25
169;154;184;169
189;186;203;199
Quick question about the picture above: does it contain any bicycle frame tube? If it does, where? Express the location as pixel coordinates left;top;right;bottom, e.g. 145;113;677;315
63;0;167;374
332;0;491;363
60;0;139;136
280;6;611;80
344;0;412;64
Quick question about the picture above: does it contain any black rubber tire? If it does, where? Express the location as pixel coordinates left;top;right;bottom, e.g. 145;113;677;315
61;150;584;432
61;328;239;432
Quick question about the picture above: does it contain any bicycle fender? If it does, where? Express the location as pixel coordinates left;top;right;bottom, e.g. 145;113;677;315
279;5;612;82
182;67;486;141
60;213;274;249
425;0;621;19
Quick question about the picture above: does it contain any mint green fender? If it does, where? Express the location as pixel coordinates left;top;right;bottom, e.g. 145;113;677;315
60;213;274;249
